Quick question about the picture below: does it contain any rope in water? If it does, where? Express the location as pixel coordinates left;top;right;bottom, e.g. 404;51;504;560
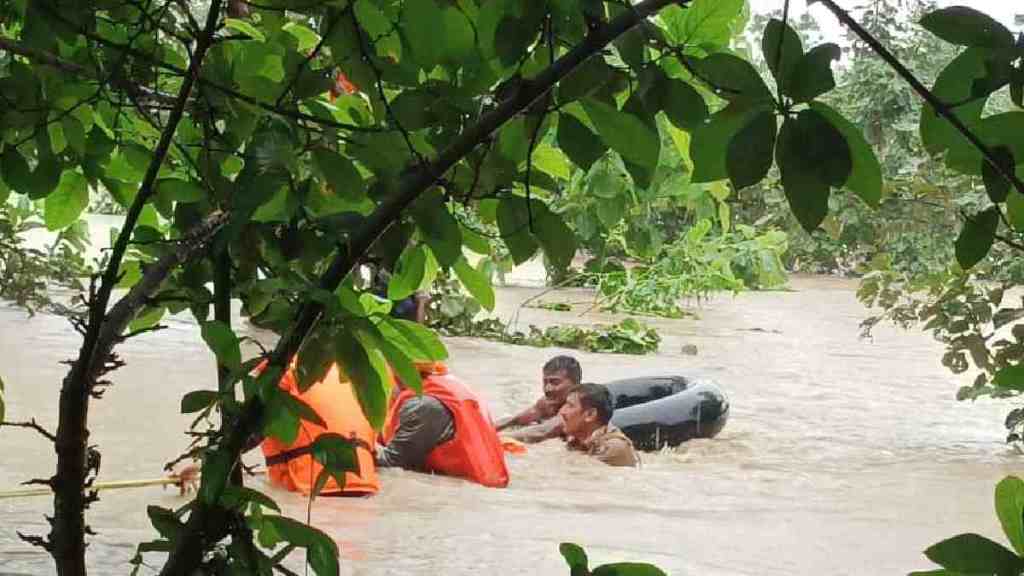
0;470;266;500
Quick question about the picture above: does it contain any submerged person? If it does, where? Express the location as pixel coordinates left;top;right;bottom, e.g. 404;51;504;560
495;355;580;443
559;383;639;467
379;362;509;487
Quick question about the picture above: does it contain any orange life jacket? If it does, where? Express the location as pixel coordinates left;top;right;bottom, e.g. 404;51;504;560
382;363;509;488
261;364;380;496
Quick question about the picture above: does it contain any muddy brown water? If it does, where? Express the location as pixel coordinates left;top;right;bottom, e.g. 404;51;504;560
0;275;1019;575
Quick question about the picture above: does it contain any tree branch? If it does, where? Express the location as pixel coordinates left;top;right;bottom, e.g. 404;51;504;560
157;1;678;573
47;2;226;574
815;0;1024;196
1;419;57;442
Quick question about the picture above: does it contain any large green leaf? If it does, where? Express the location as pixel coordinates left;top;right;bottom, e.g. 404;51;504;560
157;178;205;204
44;170;89;231
388;245;437;301
920;49;989;171
995;476;1024;556
335;329;390;430
557;114;607;172
181;390;218;414
440;8;474;63
558;56;615;104
533;203;577;271
761;18;804;92
582;99;660;170
920;6;1015;49
402;0;443;70
955;207;1000;270
660;79;709;131
496;196;541;264
559;543;589;576
725;110;777;190
662;0;745;49
810;102;884;207
688;53;773;104
412;189;462;267
924;533;1023;576
313;148;365;201
261;515;339;576
786;44;841;103
592;564;668;576
691;104;763;183
993;364;1024;391
363;321;422;392
296;327;336;393
775;111;853;232
201;320;242;371
378;317;448;362
453;256;495;311
309;433;359;497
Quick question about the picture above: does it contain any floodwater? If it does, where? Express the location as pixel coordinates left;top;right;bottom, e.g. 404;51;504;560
0;275;1019;575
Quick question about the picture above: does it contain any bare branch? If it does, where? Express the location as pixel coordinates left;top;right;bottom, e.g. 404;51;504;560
0;419;57;442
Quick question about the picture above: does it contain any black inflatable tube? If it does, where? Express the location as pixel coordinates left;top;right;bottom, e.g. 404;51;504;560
607;375;729;451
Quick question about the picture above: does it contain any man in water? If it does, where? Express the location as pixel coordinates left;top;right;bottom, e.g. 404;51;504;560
378;363;509;487
559;383;638;467
495;355;580;443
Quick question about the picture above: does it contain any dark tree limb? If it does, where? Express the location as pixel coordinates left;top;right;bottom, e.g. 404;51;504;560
156;1;679;573
47;1;226;573
816;0;1024;196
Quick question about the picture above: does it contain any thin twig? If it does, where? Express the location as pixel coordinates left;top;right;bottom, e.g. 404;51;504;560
0;419;57;442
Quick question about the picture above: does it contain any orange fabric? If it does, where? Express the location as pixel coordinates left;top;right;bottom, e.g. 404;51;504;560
501;438;528;455
383;364;509;488
261;364;380;496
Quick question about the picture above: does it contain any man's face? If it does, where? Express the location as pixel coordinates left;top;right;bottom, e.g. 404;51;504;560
559;392;592;437
543;369;575;404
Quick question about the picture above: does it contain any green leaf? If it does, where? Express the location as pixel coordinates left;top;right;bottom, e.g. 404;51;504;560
313;148;365;202
129;306;165;332
994;365;1024;392
412;189;462;267
441;7;474;62
157;178;205;203
688;53;773;104
453;256;495;311
310;433;359;492
44;171;89;231
982;147;1016;204
48;121;67;154
663;0;744;48
308;538;340;576
201;320;242;371
403;0;444;70
224;18;265;41
921;49;989;171
494;16;534;67
264;387;301;444
996;476;1024;555
532;145;572;181
200;449;234;505
762;18;804;91
558;114;607;172
776;111;854;232
955;207;999;270
1;148;33;196
924;533;1023;576
558;56;615;104
559;543;589;575
809;102;884;207
221;486;280;513
282;22;320;52
335;329;390;430
661;79;709;131
533;203;577;271
497;196;540;263
726;110;777;190
1008;191;1024;232
147;505;184;541
62;116;87;156
181;390;218;414
388;245;435;301
583;98;660;170
786;44;841;103
297;327;336;393
592;563;668;576
364;324;422;392
691;104;763;183
920;6;1015;49
378;317;448;362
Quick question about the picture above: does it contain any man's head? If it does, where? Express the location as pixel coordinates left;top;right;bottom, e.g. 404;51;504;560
559;383;613;440
542;355;581;404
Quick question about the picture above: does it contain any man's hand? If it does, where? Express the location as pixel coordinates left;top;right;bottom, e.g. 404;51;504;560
534;396;561;420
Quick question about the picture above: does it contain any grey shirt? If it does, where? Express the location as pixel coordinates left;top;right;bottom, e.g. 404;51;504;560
376;395;455;469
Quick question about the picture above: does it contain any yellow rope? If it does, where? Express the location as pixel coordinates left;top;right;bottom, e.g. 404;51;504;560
0;470;266;500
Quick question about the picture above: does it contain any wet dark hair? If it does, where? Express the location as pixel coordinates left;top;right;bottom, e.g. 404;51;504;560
569;383;613;425
543;355;582;385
